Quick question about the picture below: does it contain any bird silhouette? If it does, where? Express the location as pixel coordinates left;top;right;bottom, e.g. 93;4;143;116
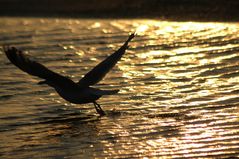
3;33;135;116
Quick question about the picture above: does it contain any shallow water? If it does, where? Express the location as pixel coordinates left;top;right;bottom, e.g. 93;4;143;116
0;17;239;158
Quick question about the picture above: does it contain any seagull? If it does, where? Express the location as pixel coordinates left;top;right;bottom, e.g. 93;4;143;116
3;33;135;116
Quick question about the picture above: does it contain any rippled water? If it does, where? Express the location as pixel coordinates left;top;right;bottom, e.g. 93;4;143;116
0;17;239;158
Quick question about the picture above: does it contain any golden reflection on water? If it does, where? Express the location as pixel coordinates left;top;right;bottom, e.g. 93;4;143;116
120;20;239;86
116;21;239;157
0;18;239;158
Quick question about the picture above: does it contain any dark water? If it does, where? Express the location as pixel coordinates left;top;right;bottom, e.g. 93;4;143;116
0;17;239;158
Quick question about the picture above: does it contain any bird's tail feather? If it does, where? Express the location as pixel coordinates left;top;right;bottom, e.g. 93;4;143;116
97;89;119;95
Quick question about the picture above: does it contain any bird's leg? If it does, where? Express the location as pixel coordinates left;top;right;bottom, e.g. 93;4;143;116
93;102;101;114
93;102;106;116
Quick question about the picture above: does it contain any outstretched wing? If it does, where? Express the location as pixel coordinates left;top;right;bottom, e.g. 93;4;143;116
3;46;73;85
78;33;135;87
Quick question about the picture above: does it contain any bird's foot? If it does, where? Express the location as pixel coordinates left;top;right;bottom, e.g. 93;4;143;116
97;109;106;116
125;33;135;44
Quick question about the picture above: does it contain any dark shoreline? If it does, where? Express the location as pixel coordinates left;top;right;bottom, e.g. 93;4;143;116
0;0;239;22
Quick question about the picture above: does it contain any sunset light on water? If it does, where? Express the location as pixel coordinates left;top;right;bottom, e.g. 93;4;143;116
0;17;239;158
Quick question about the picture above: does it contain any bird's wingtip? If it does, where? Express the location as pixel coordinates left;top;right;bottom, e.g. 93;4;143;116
2;45;17;54
2;45;9;52
128;32;135;40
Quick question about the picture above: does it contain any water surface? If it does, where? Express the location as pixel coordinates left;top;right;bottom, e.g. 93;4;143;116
0;17;239;158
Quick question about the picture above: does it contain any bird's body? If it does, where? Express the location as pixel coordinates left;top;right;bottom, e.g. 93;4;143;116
53;84;100;104
3;33;135;116
54;84;118;104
